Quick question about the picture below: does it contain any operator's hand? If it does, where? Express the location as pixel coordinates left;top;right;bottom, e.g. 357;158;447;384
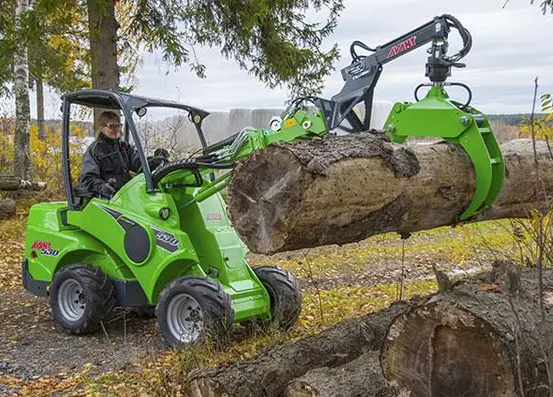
99;179;116;199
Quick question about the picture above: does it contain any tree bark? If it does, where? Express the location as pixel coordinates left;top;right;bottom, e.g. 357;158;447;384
87;0;120;128
227;134;553;254
282;351;396;397
36;76;46;140
13;0;32;180
186;300;416;397
381;263;553;397
0;199;16;220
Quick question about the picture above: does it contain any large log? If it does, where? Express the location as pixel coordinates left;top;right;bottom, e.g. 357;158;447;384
0;199;16;219
186;300;416;397
227;134;553;254
381;263;553;397
0;175;47;191
282;351;395;397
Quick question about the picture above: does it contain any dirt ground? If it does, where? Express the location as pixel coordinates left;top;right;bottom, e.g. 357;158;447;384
0;225;500;396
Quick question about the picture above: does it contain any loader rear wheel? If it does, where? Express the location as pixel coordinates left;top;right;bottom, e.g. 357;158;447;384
50;264;115;334
156;277;234;348
251;266;302;331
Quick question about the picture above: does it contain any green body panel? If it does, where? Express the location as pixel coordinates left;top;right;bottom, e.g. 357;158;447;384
25;174;271;321
25;202;129;282
232;108;327;161
384;85;505;221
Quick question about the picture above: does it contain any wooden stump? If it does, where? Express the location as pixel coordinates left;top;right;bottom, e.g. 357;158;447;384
381;262;553;397
0;175;46;191
0;199;16;219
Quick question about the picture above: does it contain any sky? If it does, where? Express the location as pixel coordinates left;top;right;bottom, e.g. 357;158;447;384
12;0;553;120
131;0;553;116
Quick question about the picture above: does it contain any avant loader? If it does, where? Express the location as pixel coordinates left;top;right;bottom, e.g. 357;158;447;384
22;15;505;347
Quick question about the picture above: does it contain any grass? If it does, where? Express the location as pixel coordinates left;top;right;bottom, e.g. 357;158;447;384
0;213;538;396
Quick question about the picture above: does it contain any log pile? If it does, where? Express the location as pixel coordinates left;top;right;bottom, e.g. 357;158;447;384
186;265;553;397
187;300;416;397
227;134;553;254
0;174;46;219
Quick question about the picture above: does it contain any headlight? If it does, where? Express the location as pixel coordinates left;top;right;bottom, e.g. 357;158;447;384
159;207;170;220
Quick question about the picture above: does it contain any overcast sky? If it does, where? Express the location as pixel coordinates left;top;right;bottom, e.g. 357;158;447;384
21;0;553;119
129;0;553;116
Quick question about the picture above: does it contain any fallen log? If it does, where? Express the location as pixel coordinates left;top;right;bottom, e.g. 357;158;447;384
381;263;553;397
0;199;16;220
186;300;416;397
282;350;395;397
227;134;553;254
0;175;47;191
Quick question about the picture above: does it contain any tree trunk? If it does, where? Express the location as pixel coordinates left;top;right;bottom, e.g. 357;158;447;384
0;199;16;220
227;134;553;254
186;300;416;397
36;76;46;140
381;263;553;397
282;351;396;397
13;0;32;180
87;0;120;128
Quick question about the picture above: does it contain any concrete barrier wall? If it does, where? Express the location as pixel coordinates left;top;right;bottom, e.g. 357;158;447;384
175;102;394;150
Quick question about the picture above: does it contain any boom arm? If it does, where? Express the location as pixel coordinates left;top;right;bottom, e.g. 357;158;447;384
157;14;503;222
316;14;472;132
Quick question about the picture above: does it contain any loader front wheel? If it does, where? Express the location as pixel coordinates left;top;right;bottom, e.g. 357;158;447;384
253;266;302;330
156;277;234;348
50;264;115;334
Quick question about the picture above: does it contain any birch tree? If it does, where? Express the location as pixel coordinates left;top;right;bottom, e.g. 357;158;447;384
13;0;31;179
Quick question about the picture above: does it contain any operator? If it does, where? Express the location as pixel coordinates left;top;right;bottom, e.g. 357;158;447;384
79;111;141;198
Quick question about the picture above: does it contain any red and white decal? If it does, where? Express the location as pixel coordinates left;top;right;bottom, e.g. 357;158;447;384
206;213;222;221
31;241;51;249
387;36;417;59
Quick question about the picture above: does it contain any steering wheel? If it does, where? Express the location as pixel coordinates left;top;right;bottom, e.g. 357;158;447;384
136;155;170;174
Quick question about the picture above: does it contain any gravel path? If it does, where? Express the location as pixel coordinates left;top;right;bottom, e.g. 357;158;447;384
0;289;163;396
0;227;499;396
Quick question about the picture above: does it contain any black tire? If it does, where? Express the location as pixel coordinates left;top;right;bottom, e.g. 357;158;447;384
253;266;302;330
49;264;115;334
156;276;234;348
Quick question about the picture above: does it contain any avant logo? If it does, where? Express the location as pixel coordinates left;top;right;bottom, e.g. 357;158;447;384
31;241;51;249
387;36;417;59
31;241;60;256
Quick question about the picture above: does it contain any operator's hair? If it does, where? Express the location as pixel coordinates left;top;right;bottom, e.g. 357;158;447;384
97;111;120;139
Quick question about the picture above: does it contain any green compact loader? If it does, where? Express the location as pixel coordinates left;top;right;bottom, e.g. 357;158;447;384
22;15;505;347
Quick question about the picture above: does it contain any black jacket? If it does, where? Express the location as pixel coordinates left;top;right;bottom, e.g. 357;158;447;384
80;133;141;194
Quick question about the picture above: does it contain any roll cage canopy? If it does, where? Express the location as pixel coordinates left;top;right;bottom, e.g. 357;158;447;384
61;89;211;210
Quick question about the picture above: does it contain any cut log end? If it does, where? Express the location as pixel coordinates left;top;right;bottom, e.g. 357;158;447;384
228;146;308;254
382;300;516;397
0;199;16;220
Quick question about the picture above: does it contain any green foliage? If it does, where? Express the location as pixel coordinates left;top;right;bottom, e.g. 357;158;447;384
0;0;90;96
123;0;344;96
27;1;90;92
519;93;553;139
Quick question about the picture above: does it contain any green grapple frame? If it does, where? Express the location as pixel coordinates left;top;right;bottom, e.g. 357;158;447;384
22;14;505;347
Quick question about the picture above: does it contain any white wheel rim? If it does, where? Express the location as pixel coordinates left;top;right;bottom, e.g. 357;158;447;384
58;279;86;321
167;293;204;343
